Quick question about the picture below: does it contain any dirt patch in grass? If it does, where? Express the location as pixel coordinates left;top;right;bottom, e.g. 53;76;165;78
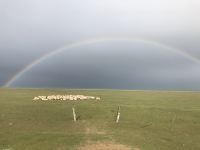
76;141;137;150
85;126;105;135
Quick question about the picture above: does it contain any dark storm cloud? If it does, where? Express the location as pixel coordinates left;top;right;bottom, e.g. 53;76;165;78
11;42;200;90
0;0;200;90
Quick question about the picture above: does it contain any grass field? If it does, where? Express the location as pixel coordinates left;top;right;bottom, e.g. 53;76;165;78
0;88;200;150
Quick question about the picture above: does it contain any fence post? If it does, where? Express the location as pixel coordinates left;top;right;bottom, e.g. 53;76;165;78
72;107;76;122
116;106;121;123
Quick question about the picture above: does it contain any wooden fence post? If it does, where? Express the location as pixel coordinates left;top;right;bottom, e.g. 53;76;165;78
72;107;76;122
116;106;121;123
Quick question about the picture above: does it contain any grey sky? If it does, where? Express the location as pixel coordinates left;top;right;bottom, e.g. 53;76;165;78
0;0;200;90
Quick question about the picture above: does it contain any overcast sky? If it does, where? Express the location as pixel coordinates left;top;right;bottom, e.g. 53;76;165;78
0;0;200;90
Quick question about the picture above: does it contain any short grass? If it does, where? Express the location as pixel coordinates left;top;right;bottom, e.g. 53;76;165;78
0;88;200;150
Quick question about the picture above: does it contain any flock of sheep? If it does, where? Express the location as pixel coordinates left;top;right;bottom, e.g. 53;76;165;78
33;95;101;101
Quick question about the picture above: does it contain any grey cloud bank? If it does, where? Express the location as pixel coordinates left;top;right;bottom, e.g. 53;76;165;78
9;42;200;90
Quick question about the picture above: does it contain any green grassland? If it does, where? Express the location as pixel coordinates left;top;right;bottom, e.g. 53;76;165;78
0;88;200;150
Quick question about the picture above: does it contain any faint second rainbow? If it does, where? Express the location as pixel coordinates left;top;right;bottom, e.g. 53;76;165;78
4;37;200;87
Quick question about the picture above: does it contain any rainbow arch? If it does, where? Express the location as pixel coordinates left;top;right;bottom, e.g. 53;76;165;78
5;37;200;87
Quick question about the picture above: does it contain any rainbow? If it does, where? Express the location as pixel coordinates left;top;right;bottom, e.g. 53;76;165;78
4;37;200;87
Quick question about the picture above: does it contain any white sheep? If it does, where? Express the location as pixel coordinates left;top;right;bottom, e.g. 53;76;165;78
96;97;101;100
33;97;40;100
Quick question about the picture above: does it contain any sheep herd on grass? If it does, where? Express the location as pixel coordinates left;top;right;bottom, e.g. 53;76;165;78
33;95;101;101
